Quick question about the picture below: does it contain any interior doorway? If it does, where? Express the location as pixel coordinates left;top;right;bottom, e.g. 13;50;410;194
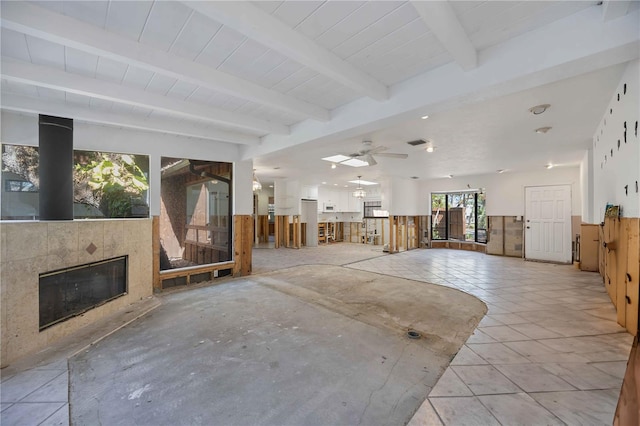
524;185;572;263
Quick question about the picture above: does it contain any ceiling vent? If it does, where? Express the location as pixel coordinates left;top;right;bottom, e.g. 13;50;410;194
407;139;427;146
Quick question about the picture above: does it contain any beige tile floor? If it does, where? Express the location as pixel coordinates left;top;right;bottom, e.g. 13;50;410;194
347;248;631;426
1;245;631;425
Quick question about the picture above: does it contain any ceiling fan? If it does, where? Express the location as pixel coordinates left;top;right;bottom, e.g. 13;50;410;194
344;140;408;166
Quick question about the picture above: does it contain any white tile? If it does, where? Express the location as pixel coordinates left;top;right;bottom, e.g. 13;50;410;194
479;326;530;342
465;330;497;344
452;365;522;395
450;346;488;366
406;399;443;426
494;364;576;392
478;393;563;425
530;390;619;425
430;396;500;426
541;363;623;390
466;343;531;365
429;368;473;397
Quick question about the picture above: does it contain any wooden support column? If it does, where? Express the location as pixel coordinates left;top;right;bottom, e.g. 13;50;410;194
617;218;629;327
233;215;252;276
293;215;300;249
284;216;290;248
626;219;639;336
274;215;280;248
152;216;161;292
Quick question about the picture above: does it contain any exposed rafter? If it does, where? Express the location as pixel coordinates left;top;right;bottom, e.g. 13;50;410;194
411;1;477;71
601;0;631;21
1;93;260;146
0;1;329;122
1;59;289;135
182;1;389;101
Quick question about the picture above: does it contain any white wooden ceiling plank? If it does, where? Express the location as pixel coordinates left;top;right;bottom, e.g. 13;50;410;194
139;1;192;52
411;1;477;70
271;1;325;28
184;1;388;100
166;80;198;101
455;1;505;37
110;102;134;115
95;57;128;84
260;59;304;89
332;3;418;59
296;1;364;39
271;68;319;94
25;35;65;69
169;11;221;61
223;97;250;113
2;92;261;144
239;51;288;83
1;79;39;98
206;92;233;109
65;92;91;108
121;66;155;91
30;1;64;14
315;1;402;51
105;1;153;41
187;86;216;104
355;31;443;73
603;0;632;21
89;97;114;110
217;39;270;76
1;59;289;134
252;1;284;15
1;29;31;62
145;74;178;96
64;47;99;77
36;86;66;101
194;26;247;69
2;2;329;121
347;18;427;63
62;1;109;29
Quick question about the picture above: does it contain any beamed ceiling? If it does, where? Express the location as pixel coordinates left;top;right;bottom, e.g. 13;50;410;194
1;1;639;186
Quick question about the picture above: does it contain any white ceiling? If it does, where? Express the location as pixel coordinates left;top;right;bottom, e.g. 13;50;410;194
1;1;638;186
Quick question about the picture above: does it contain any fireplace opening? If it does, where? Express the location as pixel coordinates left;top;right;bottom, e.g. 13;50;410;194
39;256;128;330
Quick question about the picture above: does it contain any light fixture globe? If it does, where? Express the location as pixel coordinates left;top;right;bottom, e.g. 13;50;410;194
252;169;262;192
352;175;366;199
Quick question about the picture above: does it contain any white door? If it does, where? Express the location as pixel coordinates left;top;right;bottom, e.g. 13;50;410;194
525;185;572;263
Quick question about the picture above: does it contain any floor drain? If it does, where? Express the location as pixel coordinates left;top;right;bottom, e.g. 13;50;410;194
407;330;421;339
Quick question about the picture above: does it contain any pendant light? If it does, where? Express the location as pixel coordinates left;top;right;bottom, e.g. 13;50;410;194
252;169;262;192
352;175;366;199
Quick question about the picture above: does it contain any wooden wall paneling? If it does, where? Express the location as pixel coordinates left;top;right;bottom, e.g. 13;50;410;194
613;336;640;426
152;216;161;292
233;215;253;276
626;219;640;335
605;217;617;305
599;224;606;278
617;218;629;327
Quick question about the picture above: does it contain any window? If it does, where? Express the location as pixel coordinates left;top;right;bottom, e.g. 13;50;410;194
431;191;487;243
363;200;383;218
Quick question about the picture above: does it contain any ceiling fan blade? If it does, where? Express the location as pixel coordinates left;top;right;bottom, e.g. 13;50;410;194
368;145;388;155
365;154;377;166
376;152;408;159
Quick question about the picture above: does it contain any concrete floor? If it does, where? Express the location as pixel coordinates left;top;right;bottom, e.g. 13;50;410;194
1;244;633;425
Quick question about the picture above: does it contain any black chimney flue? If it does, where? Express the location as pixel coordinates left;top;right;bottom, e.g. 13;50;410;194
39;115;73;221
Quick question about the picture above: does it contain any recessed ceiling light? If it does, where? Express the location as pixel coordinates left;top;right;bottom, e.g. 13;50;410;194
426;145;435;153
535;127;552;134
529;104;550;115
421;115;429;119
410;176;419;180
344;185;348;187
545;164;554;169
331;163;337;169
497;169;506;174
334;183;338;186
273;166;281;170
269;185;274;188
322;181;327;184
447;174;454;179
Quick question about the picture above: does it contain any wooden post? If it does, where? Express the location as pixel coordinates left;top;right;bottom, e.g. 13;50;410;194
284;216;290;248
152;216;161;292
617;218;629;327
626;219;639;336
293;215;300;249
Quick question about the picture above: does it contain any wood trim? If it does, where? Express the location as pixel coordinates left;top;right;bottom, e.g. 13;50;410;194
160;261;235;281
152;215;161;292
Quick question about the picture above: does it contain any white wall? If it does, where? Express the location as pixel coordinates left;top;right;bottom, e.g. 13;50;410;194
233;160;253;216
580;149;594;223
417;167;582;217
1;111;247;216
592;60;640;219
388;177;420;215
256;186;274;216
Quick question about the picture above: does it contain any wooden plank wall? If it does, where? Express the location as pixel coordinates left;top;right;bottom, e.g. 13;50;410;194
152;216;161;292
614;336;640;426
602;217;640;336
